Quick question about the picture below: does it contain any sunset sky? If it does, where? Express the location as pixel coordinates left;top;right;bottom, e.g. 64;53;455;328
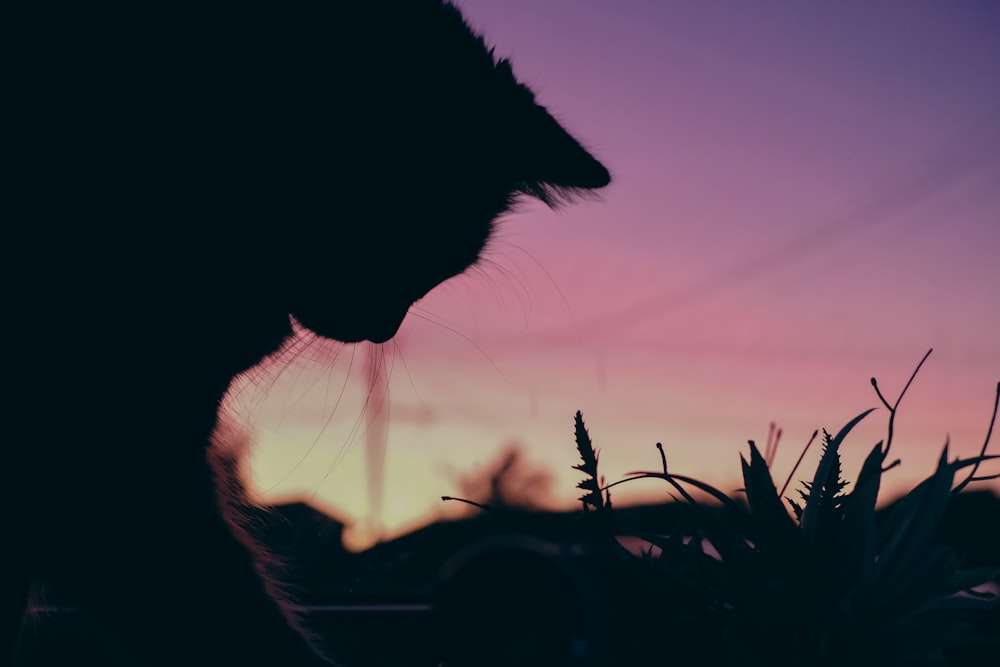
224;0;1000;550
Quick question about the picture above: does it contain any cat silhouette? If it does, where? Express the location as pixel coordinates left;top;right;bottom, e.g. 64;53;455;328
6;2;609;665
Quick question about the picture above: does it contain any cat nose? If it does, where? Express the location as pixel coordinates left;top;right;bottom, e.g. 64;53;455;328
364;312;406;344
347;302;410;344
290;303;409;344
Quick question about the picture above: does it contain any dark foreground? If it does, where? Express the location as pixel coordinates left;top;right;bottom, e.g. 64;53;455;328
14;491;1000;666
17;602;437;667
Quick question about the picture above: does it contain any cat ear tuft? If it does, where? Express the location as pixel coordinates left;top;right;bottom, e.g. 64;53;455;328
491;57;609;205
515;102;611;207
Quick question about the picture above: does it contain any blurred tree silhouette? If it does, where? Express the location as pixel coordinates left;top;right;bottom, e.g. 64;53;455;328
452;443;555;512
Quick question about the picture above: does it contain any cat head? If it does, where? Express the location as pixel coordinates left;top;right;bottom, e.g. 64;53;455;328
276;3;610;343
18;2;608;346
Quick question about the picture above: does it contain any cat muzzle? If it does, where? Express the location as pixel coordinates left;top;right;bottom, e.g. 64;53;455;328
292;305;408;345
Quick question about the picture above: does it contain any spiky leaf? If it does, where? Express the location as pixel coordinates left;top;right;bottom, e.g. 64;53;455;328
800;408;874;541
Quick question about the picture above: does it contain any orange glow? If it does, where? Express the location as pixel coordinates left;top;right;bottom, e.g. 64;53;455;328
213;0;1000;550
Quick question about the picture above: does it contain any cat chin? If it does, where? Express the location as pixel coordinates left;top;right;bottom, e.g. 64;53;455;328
290;309;407;345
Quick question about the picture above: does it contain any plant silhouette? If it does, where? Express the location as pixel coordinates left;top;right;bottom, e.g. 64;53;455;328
6;2;608;665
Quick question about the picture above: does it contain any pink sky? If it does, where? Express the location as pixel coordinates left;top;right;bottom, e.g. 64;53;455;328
224;0;1000;549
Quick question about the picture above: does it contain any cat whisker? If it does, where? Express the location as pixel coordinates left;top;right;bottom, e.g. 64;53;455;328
260;344;360;494
392;337;428;413
406;309;514;391
493;239;579;332
309;343;390;497
273;348;339;430
246;337;316;430
235;333;315;412
362;345;394;534
413;282;483;335
469;257;534;329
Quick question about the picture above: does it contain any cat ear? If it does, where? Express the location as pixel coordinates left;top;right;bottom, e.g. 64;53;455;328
497;60;610;205
521;103;611;192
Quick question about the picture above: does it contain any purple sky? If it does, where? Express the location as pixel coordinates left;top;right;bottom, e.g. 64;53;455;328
225;0;1000;548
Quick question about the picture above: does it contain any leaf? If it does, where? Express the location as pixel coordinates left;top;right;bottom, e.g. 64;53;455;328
573;410;605;513
740;441;800;560
800;408;875;541
619;471;742;512
699;511;757;581
838;441;885;590
574;410;599;475
873;446;957;602
787;496;804;522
